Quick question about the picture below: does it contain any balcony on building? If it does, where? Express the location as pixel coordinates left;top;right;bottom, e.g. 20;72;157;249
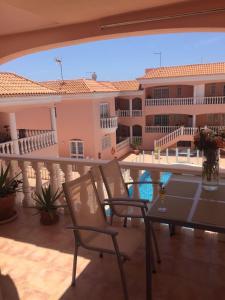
115;96;143;118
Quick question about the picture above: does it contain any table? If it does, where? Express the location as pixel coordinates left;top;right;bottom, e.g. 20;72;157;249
145;178;225;300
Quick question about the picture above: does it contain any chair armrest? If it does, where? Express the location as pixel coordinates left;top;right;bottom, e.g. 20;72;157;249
109;201;146;218
66;225;118;236
105;197;149;209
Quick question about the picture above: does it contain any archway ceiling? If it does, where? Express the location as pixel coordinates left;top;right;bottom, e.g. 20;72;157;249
1;0;225;63
0;0;188;36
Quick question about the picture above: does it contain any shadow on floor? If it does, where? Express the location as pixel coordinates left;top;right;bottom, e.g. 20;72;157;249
0;273;20;300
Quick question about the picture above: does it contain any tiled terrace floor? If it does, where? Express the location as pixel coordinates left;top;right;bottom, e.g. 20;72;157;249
1;208;225;300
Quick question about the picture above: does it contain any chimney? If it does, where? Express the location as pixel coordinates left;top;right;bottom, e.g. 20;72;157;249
92;72;97;81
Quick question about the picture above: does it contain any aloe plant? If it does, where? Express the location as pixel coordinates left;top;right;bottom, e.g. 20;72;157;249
0;164;22;198
32;185;63;213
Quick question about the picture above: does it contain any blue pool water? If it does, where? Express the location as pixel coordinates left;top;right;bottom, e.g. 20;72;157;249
128;171;171;201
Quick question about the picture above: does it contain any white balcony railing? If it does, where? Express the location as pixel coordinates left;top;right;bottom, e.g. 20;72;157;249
116;110;142;117
2;153;225;210
130;136;142;145
145;96;225;106
18;131;56;154
100;117;118;129
145;126;180;133
116;138;130;152
154;127;198;149
0;141;14;155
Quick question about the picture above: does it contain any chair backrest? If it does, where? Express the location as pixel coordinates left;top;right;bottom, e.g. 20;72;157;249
63;172;106;246
99;159;129;199
89;165;108;204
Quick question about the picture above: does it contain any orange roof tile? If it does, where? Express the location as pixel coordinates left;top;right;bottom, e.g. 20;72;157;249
111;80;140;91
41;79;140;94
139;62;225;79
0;72;58;97
41;79;118;94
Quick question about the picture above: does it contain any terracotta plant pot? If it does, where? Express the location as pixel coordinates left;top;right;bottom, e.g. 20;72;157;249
40;211;59;225
0;194;15;222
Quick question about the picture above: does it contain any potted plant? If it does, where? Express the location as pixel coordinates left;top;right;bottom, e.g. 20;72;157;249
132;139;141;155
194;127;225;191
0;164;22;223
32;185;63;225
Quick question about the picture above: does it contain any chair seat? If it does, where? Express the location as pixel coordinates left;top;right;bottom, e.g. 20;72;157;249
86;226;144;258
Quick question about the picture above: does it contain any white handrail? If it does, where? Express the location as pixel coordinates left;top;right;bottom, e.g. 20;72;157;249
155;127;198;149
116;138;130;151
0;141;14;155
145;126;180;133
100;117;118;129
145;96;225;106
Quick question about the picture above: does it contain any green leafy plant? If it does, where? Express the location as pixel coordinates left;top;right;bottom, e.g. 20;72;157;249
32;185;63;214
0;164;22;198
131;139;141;150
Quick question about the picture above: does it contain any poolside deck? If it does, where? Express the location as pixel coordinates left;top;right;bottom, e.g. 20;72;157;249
1;207;225;299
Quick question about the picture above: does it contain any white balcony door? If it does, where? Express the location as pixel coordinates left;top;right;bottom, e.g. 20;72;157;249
100;103;110;118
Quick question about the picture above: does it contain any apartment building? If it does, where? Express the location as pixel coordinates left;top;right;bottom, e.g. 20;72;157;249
1;62;225;160
117;62;225;151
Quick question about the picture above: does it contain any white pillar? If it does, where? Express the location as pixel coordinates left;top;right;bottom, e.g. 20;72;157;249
9;112;19;154
192;115;196;127
50;107;58;143
129;98;132;116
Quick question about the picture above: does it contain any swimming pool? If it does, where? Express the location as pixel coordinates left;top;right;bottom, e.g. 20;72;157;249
128;171;171;201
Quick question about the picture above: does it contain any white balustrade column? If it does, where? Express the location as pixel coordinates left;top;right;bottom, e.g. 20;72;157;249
9;112;19;154
18;161;32;207
33;162;43;195
46;162;59;195
194;84;205;104
129;168;141;226
50;107;58;143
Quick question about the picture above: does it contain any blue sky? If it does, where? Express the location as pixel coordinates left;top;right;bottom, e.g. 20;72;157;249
1;32;225;82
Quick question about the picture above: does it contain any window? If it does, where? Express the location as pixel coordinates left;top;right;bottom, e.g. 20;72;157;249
100;103;110;118
210;84;216;96
223;85;225;96
177;87;182;97
70;140;84;159
154;115;169;126
102;135;111;150
153;87;169;99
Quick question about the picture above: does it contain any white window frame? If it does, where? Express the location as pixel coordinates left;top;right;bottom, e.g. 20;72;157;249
100;103;110;118
69;140;84;159
102;135;111;150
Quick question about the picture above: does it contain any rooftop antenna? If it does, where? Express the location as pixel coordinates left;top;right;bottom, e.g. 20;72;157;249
55;57;64;83
153;52;162;67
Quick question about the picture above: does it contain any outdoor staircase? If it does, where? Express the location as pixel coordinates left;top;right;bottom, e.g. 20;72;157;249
154;127;198;151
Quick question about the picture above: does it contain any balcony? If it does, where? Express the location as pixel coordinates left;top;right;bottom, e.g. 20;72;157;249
100;116;118;132
145;96;225;106
0;129;56;155
145;126;180;133
1;154;225;299
116;110;143;117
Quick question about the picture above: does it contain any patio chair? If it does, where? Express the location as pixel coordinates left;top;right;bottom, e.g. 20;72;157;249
63;172;148;300
90;161;161;270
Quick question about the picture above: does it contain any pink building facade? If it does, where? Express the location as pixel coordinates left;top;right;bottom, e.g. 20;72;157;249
1;62;225;160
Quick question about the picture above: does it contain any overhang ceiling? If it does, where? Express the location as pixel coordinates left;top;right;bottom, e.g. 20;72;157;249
0;0;189;36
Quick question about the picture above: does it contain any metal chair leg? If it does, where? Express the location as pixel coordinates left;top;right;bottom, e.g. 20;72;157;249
112;237;129;300
150;234;156;273
150;224;161;264
71;239;79;286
